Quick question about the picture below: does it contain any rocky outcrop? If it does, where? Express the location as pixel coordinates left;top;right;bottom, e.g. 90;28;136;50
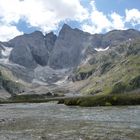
10;40;37;69
48;24;92;69
48;26;140;69
9;31;57;68
69;71;93;81
0;24;140;85
0;70;25;95
6;24;140;70
45;32;57;53
101;29;140;47
0;43;3;58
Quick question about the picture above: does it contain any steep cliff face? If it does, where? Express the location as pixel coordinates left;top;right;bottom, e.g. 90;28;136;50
0;24;140;86
101;29;140;47
69;38;140;95
6;24;140;70
48;26;140;69
48;24;91;69
45;32;57;53
0;68;25;97
9;31;57;68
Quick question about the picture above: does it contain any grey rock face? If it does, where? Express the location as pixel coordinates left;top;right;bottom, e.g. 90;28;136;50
101;29;140;48
34;65;70;84
45;32;57;53
9;37;37;69
48;26;140;69
3;24;140;70
9;31;57;68
0;43;3;58
0;24;140;85
48;24;92;69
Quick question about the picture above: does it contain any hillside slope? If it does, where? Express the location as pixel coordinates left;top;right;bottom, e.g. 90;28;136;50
68;38;140;95
0;25;140;97
0;66;26;98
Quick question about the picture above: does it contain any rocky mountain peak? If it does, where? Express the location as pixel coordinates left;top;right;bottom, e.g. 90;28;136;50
48;24;92;69
46;31;56;37
0;24;140;86
61;24;72;31
27;30;44;37
0;24;140;70
45;32;57;53
58;24;73;40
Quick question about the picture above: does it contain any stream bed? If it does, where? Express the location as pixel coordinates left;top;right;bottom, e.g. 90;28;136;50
0;103;140;140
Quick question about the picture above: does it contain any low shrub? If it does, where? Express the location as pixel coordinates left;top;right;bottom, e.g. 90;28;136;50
63;93;140;107
111;82;126;94
128;75;140;90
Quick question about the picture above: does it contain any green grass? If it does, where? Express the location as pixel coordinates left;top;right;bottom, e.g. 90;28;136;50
0;93;65;104
75;65;96;74
80;55;140;95
59;93;140;107
73;38;140;95
0;92;140;107
0;70;24;95
0;95;61;104
72;65;97;81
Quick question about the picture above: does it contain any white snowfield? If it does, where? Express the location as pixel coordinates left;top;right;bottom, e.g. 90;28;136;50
1;45;13;57
94;46;109;52
0;45;13;64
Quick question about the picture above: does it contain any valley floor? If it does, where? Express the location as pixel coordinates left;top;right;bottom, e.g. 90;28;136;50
0;103;140;140
0;92;140;107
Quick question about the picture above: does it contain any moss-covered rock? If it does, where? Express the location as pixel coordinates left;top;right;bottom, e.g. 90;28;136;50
100;61;113;74
0;70;24;95
128;75;140;90
111;82;126;94
61;93;140;107
69;38;140;95
70;65;96;81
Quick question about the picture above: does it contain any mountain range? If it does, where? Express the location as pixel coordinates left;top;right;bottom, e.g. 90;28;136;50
0;24;140;98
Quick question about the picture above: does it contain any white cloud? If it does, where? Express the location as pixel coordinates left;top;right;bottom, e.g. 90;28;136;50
0;24;22;41
0;0;140;41
0;0;89;40
82;1;112;34
82;1;126;34
0;0;88;33
90;10;112;32
0;0;21;24
125;9;140;26
110;12;125;30
82;1;140;34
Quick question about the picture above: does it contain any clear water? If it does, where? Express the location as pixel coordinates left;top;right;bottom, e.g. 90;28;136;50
0;103;140;140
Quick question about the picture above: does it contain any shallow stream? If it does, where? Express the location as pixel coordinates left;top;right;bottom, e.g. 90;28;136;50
0;103;140;140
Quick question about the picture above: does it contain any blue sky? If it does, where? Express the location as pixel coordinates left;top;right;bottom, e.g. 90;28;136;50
0;0;140;41
92;0;140;15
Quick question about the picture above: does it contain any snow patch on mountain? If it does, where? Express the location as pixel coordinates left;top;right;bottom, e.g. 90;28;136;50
1;45;13;57
94;46;109;52
33;65;70;84
54;76;68;85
